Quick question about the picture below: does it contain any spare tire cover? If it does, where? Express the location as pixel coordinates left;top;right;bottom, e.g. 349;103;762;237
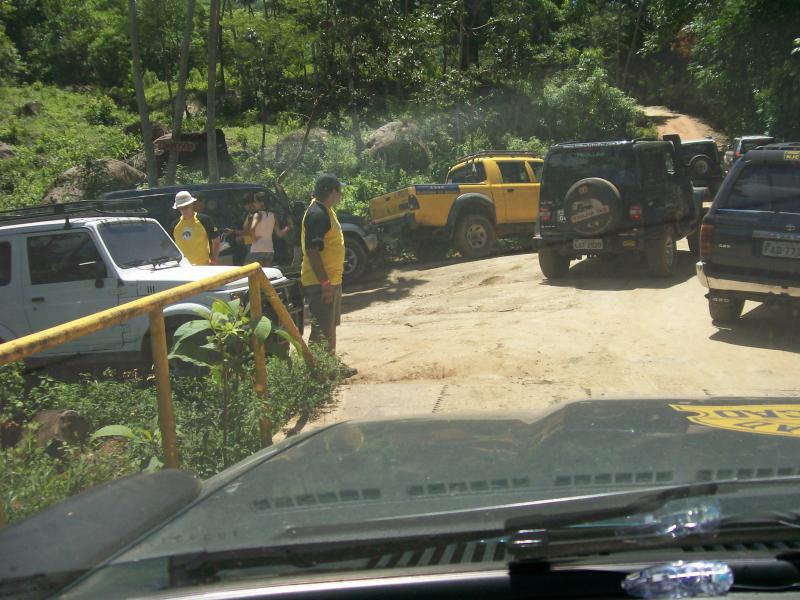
690;154;713;177
564;178;622;236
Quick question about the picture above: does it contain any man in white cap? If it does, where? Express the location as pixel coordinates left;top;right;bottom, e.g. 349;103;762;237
169;190;220;265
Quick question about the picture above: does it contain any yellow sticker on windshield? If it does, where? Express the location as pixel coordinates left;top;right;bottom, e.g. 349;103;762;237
785;151;800;161
670;404;800;438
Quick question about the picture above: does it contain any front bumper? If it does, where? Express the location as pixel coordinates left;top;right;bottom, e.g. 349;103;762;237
695;260;800;299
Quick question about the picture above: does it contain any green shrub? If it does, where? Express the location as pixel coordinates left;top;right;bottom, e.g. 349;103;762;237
84;95;120;126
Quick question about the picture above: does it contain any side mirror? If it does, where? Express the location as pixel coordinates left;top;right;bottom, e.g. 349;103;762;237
79;260;107;288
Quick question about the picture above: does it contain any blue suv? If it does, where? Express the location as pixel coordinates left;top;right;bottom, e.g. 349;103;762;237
696;143;800;322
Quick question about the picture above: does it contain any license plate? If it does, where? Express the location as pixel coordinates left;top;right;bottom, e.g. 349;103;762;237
573;239;603;250
762;240;800;258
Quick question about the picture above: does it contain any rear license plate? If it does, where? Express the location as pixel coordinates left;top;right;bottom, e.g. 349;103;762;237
573;239;603;250
762;240;800;258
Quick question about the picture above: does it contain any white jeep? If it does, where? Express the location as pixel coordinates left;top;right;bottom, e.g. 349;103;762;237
0;206;304;368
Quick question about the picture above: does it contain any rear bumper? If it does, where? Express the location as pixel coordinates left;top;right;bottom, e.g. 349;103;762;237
532;232;648;254
696;261;800;299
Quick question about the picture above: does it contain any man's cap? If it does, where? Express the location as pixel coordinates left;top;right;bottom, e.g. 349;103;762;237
313;174;345;199
173;190;198;209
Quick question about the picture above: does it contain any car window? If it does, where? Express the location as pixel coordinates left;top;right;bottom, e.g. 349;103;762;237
0;241;10;286
447;162;486;183
721;162;800;212
99;221;182;267
640;148;670;183
528;161;543;182
27;231;104;285
497;161;530;183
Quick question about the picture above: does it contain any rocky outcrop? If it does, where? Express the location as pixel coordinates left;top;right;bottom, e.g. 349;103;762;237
153;129;236;177
0;142;14;160
365;121;431;171
42;159;146;204
30;409;92;457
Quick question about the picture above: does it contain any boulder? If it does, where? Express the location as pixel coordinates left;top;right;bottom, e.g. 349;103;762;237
0;142;13;160
42;158;146;204
273;127;328;170
365;121;431;171
16;101;41;117
152;129;235;177
30;409;92;457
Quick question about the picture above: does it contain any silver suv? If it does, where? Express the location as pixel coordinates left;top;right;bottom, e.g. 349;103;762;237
0;203;303;368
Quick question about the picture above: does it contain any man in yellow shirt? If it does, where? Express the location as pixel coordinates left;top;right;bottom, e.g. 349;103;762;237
170;191;220;265
301;174;349;357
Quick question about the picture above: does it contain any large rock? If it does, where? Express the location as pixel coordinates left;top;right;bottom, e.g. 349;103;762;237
30;409;92;457
272;127;328;171
0;142;13;160
153;129;236;178
42;158;146;204
365;121;431;171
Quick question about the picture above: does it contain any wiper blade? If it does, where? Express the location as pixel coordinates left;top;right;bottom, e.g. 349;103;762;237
150;255;180;267
119;258;146;268
165;476;800;586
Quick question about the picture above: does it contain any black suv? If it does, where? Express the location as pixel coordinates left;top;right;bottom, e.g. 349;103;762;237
696;143;800;322
534;136;705;278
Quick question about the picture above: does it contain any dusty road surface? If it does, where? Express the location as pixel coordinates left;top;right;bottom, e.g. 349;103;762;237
311;246;800;426
642;105;725;145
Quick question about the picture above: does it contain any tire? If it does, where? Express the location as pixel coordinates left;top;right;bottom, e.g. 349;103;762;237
343;236;368;284
413;240;450;263
689;154;713;178
455;213;495;258
564;178;622;237
646;227;677;277
539;248;571;279
708;294;744;323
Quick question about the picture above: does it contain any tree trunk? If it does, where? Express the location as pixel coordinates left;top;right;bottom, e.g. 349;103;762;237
207;0;220;183
166;0;196;185
622;0;645;92
128;0;159;187
348;61;364;160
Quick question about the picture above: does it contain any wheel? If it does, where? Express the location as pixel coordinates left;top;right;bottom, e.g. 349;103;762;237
708;294;744;323
646;227;676;277
413;240;450;263
539;248;571;279
343;236;368;284
564;178;622;237
455;214;495;258
689;154;713;178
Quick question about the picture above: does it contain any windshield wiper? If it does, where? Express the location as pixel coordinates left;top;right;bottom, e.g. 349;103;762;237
150;255;181;267
165;476;800;586
119;258;147;268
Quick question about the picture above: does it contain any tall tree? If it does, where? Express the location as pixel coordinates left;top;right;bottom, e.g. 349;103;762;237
128;0;159;187
207;0;220;183
166;0;197;185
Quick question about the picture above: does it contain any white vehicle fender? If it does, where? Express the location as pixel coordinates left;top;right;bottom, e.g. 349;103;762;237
162;303;212;323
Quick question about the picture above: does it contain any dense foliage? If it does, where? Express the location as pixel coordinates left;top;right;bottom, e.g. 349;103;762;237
2;0;795;213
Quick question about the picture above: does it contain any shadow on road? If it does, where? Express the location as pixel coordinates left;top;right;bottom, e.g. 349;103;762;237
343;270;426;313
710;303;800;353
540;250;696;291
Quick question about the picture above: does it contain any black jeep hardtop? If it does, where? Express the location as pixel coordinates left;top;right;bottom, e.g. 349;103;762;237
535;136;704;278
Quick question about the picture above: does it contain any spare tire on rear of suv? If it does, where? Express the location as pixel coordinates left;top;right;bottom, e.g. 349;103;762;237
564;178;622;237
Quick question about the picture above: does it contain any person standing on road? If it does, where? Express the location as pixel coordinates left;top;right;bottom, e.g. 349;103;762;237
247;192;290;267
170;190;220;265
301;174;351;361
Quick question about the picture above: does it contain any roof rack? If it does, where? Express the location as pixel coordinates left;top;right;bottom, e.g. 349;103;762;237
755;142;800;150
454;150;540;164
0;200;149;227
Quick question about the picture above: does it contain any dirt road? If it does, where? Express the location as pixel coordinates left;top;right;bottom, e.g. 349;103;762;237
642;105;725;146
311;246;800;426
309;110;797;427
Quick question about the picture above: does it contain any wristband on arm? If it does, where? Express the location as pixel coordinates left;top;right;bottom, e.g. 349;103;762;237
320;279;330;289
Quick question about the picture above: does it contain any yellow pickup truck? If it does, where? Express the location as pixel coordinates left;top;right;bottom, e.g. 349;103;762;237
369;151;543;259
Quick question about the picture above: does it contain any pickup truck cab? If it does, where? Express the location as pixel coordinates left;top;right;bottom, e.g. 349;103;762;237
369;151;542;259
0;203;304;368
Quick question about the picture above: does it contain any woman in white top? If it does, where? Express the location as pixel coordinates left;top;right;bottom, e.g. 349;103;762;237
246;193;290;267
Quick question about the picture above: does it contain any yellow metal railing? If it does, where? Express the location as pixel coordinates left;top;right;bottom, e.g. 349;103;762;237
0;264;311;526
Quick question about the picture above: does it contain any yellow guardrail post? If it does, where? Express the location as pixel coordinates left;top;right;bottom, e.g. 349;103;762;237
248;272;272;447
148;309;179;469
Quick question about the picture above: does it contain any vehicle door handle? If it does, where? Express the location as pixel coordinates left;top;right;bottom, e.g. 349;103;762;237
31;297;45;302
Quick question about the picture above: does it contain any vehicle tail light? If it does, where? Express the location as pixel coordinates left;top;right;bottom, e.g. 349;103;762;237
540;206;551;223
700;223;714;259
408;195;420;210
735;150;741;158
629;203;642;221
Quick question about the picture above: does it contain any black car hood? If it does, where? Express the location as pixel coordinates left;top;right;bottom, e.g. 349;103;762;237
6;397;800;596
109;397;800;563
